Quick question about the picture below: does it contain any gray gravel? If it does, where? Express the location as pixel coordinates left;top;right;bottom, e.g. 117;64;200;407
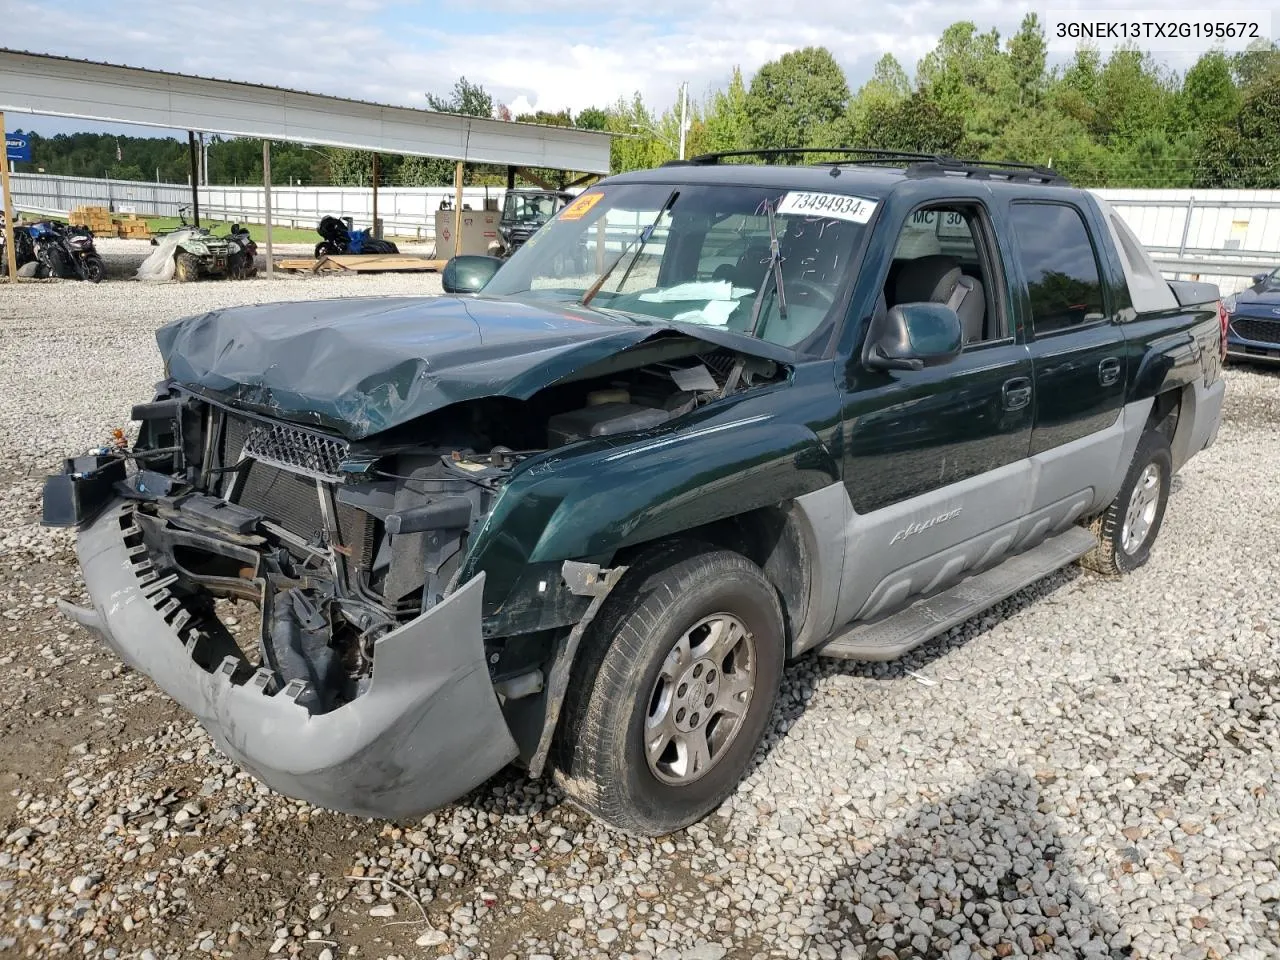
1;248;1278;959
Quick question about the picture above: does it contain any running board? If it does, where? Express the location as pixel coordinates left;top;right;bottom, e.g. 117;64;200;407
818;527;1097;662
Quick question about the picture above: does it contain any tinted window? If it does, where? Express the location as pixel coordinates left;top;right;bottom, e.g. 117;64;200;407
1009;203;1105;335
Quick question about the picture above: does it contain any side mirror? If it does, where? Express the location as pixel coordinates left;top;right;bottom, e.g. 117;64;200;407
441;255;503;294
1252;272;1269;285
864;302;963;372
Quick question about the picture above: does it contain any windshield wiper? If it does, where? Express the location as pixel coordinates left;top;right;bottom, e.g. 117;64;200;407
746;200;788;338
581;190;678;308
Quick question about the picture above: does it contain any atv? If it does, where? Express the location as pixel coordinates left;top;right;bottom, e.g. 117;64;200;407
172;225;257;281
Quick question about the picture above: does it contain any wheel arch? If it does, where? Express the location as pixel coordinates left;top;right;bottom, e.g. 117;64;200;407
611;501;817;658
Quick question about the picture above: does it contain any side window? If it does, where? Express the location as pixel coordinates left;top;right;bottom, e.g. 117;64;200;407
884;204;1001;345
1009;203;1106;335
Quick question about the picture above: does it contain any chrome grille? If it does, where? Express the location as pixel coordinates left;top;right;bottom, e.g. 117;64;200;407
242;421;349;481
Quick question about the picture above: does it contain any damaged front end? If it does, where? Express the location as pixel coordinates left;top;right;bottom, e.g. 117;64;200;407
44;391;529;816
44;331;786;817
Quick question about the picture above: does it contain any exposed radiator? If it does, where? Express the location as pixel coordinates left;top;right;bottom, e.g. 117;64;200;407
217;412;377;568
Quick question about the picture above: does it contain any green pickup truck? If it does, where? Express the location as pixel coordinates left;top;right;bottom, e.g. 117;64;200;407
45;149;1226;836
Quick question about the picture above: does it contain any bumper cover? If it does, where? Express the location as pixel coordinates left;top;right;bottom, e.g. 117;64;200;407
61;502;518;819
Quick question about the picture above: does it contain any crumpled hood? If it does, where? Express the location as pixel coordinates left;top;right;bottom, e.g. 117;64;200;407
156;294;786;440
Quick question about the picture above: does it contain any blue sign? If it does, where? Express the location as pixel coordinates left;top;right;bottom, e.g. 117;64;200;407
6;133;30;163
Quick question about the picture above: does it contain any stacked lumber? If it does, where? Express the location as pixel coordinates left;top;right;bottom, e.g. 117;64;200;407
66;206;152;239
68;205;114;234
276;255;444;274
115;214;151;240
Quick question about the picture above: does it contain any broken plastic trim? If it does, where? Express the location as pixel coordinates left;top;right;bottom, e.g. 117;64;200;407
526;562;628;778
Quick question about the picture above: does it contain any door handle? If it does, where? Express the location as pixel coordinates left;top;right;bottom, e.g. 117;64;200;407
1002;377;1032;411
1098;357;1122;386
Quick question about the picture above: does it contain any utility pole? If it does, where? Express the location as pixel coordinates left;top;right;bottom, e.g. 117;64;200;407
1;111;19;283
263;140;273;279
187;131;201;227
678;81;689;161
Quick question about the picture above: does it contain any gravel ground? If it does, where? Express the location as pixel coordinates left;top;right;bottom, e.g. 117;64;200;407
0;247;1278;960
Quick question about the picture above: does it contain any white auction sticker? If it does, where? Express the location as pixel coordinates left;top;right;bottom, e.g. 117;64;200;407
776;191;877;224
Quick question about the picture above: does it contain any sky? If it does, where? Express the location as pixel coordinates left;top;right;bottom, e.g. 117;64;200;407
1;0;1264;138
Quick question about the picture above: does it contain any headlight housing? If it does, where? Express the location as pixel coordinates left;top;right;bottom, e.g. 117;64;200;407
1222;293;1237;314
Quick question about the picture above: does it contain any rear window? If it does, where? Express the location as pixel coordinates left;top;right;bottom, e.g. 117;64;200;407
1009;202;1106;335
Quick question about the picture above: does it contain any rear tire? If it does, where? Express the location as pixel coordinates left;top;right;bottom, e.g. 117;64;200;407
555;545;784;836
174;252;199;283
1081;429;1172;576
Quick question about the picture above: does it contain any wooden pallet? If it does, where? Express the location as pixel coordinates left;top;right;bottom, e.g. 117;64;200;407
276;254;445;274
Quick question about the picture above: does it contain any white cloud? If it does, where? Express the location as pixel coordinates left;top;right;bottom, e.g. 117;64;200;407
4;0;1225;134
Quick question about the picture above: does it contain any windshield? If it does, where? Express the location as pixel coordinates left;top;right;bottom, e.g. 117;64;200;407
482;182;875;354
503;193;562;223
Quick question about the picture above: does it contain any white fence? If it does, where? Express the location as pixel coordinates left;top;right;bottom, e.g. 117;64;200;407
8;173;1279;290
8;172;528;240
1094;189;1280;292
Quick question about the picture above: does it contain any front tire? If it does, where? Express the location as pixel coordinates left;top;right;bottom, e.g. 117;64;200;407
83;255;104;283
1081;429;1172;575
173;252;199;282
555;545;784;836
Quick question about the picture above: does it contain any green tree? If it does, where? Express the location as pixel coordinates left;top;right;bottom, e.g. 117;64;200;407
1232;39;1280;88
1177;51;1243;133
515;109;572;126
1195;63;1280;187
1007;13;1047;107
573;107;609;131
915;22;1013;152
846;54;911;145
420;76;502;184
746;47;850;151
605;92;670;171
1092;48;1175;142
425;76;495;117
860;92;967;154
699;67;752;154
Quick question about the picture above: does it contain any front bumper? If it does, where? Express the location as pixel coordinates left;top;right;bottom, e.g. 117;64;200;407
1226;319;1280;365
60;502;518;820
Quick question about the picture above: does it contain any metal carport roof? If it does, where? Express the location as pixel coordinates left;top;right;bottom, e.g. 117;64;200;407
0;49;613;174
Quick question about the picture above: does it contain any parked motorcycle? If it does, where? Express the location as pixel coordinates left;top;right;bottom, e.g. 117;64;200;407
62;223;106;283
0;215;38;276
314;215;399;258
22;221;90;281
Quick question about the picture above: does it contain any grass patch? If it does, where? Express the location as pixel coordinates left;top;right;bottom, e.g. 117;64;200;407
144;217;319;245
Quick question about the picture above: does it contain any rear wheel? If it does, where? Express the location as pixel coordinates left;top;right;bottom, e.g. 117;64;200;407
1081;429;1172;575
174;252;199;283
555;545;784;836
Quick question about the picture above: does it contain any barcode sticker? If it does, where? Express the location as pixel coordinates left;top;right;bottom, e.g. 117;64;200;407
776;192;877;224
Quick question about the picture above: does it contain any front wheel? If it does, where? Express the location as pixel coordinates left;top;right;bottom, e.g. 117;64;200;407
555;546;784;836
173;251;199;283
83;255;104;283
1081;429;1172;575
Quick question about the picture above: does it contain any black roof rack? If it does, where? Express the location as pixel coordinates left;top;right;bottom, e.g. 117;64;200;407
669;147;939;167
665;146;1069;186
902;157;1067;185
